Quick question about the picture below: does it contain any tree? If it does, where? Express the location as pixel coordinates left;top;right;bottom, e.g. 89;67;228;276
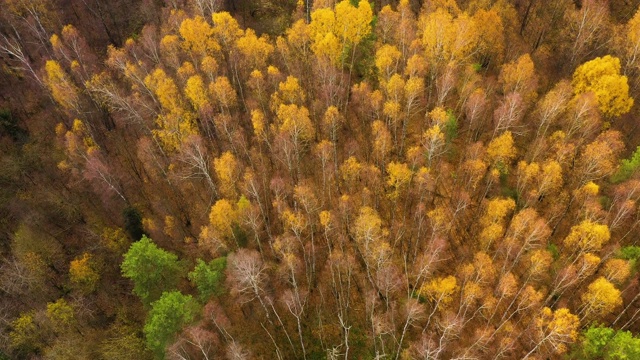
418;275;458;307
581;277;623;320
9;312;42;355
179;16;219;57
386;161;412;200
188;257;226;301
69;253;100;293
213;151;241;198
121;235;182;305
563;220;610;254
46;298;76;333
525;307;579;358
44;60;80;112
487;131;516;173
144;291;199;358
574;325;640;360
572;55;634;118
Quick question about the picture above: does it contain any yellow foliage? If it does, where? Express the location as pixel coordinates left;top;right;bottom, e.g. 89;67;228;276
184;75;209;110
340;156;362;185
353;206;385;247
572;55;634;117
101;227;129;253
237;28;274;69
535;307;579;354
499;53;537;101
487;131;516;171
69;253;99;292
145;68;182;113
581;277;622;318
563;220;610;252
386;161;412;199
480;197;516;228
319;210;332;228
375;44;401;80
272;76;306;107
208;199;238;239
282;209;306;234
45;60;79;110
428;107;448;125
308;0;373;65
251;109;266;138
211;12;243;47
9;312;39;351
419;275;459;306
209;76;237;110
603;258;631;285
179;16;219;56
419;8;478;67
372;120;392;162
473;8;504;63
528;249;553;278
334;0;373;45
201;56;219;79
46;298;75;330
214;151;240;197
276;104;315;144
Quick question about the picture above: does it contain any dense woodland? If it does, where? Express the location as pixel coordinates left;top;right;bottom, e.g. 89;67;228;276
6;0;640;359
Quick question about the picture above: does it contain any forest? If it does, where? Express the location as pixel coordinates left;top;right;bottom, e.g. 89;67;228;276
4;0;640;358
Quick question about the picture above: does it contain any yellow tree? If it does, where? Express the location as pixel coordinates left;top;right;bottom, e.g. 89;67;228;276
419;275;458;308
179;16;219;58
419;7;479;76
498;53;538;104
44;60;80;112
276;104;315;178
145;68;198;151
69;253;100;293
580;277;622;320
184;75;210;111
572;55;634;118
525;307;579;358
236;28;274;70
308;0;373;67
386;161;412;200
213;151;241;198
486;131;516;174
200;198;241;252
473;8;505;66
479;197;516;249
563;220;610;254
375;44;401;81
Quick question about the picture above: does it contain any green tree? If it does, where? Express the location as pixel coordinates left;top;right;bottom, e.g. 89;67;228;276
121;236;182;305
612;146;640;183
188;257;227;301
144;291;199;358
574;325;640;359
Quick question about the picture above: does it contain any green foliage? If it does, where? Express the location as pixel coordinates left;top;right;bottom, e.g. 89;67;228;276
144;291;198;358
188;257;227;301
619;246;640;261
547;243;560;260
123;207;145;241
619;246;640;270
121;235;182;305
444;110;458;143
611;146;640;183
572;325;640;359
